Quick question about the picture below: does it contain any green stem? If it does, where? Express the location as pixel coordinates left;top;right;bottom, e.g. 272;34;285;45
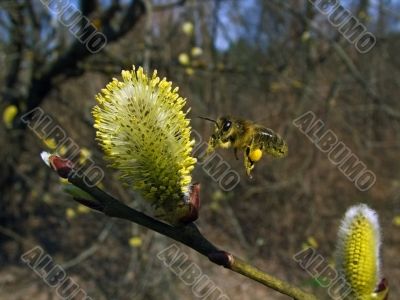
231;256;317;300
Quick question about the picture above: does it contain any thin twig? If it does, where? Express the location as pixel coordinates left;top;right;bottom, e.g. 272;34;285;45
61;222;113;270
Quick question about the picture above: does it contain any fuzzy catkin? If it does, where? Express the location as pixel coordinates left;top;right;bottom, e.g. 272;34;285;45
93;66;197;224
336;204;381;300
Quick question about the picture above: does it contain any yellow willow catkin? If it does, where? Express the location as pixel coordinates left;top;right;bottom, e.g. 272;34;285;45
336;204;381;300
92;66;197;224
3;104;18;128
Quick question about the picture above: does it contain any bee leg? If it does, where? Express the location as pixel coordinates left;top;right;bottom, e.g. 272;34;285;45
206;144;214;155
206;137;216;155
244;147;255;178
234;148;239;160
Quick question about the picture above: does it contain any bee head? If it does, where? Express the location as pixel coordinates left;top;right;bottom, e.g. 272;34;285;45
212;116;234;143
198;115;234;150
218;116;233;133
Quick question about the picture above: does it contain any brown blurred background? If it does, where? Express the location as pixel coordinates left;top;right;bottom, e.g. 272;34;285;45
0;0;399;299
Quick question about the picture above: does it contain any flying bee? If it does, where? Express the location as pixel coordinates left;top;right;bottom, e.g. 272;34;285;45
199;116;288;178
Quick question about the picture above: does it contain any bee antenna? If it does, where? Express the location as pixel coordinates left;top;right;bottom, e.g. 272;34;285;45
196;116;219;128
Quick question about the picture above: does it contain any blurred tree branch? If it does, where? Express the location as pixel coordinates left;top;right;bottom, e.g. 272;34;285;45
0;0;171;126
3;3;24;105
23;0;146;118
1;0;189;125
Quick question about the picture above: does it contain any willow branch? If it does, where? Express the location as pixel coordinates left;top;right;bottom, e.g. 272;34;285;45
48;156;317;300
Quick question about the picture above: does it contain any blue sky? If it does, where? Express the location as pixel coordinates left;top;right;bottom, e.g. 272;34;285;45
213;0;400;51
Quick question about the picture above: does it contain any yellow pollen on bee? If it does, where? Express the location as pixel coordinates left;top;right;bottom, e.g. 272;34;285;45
249;149;263;162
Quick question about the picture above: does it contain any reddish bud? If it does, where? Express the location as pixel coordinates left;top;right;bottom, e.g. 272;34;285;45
49;155;74;178
374;278;389;300
179;183;200;224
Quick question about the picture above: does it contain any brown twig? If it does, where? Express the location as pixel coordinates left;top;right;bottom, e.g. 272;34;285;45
47;155;317;300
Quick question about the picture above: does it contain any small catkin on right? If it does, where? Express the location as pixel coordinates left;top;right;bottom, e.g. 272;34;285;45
335;204;382;300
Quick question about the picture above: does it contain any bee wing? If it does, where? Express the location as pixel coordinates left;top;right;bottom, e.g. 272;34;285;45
256;127;288;158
